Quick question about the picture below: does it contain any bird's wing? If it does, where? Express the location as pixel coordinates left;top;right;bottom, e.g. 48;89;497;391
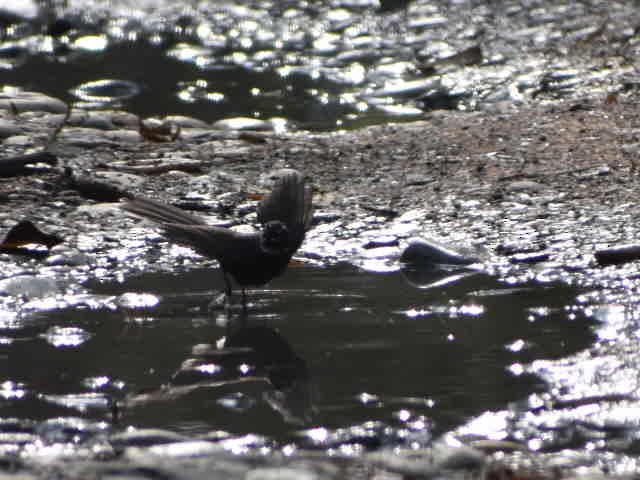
257;169;313;252
122;197;208;226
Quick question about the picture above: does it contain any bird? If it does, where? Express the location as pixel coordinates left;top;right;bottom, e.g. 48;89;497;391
121;168;313;310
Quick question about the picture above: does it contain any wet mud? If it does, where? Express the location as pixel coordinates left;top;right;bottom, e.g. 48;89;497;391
3;0;640;477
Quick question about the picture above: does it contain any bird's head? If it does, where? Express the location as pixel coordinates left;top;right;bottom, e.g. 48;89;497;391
261;220;290;253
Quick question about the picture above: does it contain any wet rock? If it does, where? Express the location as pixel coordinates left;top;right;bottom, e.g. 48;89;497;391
0;151;58;177
363;235;399;249
116;292;160;309
41;326;92;347
0;90;68;114
367;444;486;477
400;238;479;269
110;429;188;448
399;238;481;288
368;78;439;99
213;117;273;131
35;417;107;444
0;0;39;22
245;467;320;480
405;173;431;186
417;45;483;74
0;119;22;139
505;180;545;193
67;112;119;130
2;135;33;147
45;251;94;267
509;252;550;264
418;88;468;111
61;128;141;146
496;240;547;256
63;168;143;202
0;275;61;298
595;244;640;267
161;115;210;128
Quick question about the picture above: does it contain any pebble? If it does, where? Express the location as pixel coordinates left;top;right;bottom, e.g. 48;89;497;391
162;115;210;128
0;90;68;114
2;135;33;147
67;112;118;130
400;237;479;268
595;244;640;266
0;275;61;299
110;429;188;448
212;117;273;131
0;119;22;139
506;180;545;193
46;251;94;267
367;444;486;477
0;0;39;21
245;467;319;480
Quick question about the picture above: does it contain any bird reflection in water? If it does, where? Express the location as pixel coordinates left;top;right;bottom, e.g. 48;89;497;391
116;319;314;427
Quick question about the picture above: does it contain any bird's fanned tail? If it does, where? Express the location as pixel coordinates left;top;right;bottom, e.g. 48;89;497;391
257;169;313;253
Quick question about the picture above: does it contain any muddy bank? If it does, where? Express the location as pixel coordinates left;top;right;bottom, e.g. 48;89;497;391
3;91;640;479
2;91;640;281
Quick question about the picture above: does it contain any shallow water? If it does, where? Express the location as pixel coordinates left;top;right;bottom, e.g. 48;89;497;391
2;0;636;130
5;264;593;446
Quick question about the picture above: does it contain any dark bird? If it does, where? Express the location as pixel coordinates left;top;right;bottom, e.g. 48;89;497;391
121;169;312;309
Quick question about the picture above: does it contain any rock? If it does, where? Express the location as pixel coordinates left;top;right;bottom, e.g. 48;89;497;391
0;119;22;139
212;117;273;131
2;135;33;147
110;429;188;448
400;237;479;269
161;115;210;128
0;89;68;114
595;244;640;266
367;444;486;477
67;112;118;130
506;180;545;193
46;251;94;267
509;252;550;264
0;0;38;21
363;235;399;249
0;275;61;299
245;467;318;480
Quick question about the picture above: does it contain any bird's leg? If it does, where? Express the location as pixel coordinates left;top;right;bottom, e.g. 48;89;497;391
241;288;247;314
223;272;234;316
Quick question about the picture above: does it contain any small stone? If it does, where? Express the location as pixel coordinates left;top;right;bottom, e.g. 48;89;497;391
0;89;68;114
405;174;431;186
0;119;22;139
162;115;209;128
509;252;550;264
400;237;478;268
506;180;544;193
212;117;273;131
0;0;39;21
363;236;399;249
0;275;61;299
2;135;33;147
